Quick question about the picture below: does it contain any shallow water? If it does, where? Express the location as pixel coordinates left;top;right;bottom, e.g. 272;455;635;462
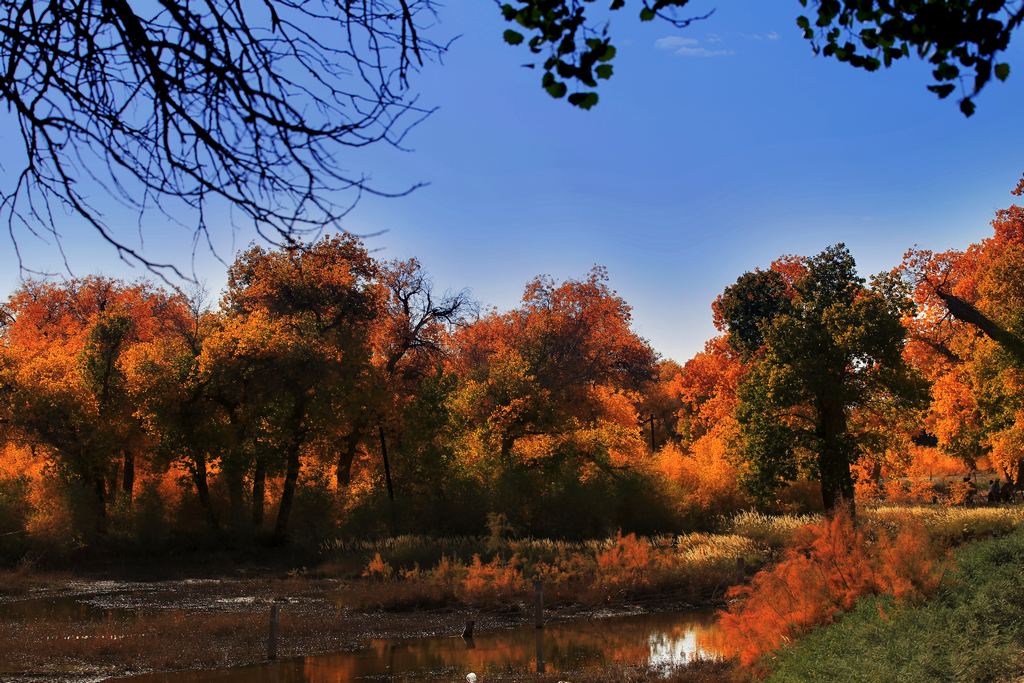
109;609;723;682
1;594;133;622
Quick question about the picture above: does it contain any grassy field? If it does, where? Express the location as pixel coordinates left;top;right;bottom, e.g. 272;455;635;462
766;521;1024;682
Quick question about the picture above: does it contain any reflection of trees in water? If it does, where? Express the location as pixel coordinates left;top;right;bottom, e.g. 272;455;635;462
294;613;725;682
646;626;718;667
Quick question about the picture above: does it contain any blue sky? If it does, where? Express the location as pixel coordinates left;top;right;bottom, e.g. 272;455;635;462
2;2;1023;363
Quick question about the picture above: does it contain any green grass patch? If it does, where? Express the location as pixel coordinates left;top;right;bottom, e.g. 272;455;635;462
767;524;1024;682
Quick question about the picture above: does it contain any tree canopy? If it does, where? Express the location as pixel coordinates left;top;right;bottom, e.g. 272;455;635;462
716;244;926;510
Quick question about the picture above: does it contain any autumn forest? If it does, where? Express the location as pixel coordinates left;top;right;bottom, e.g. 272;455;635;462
4;184;1024;683
0;176;1021;562
4;0;1024;680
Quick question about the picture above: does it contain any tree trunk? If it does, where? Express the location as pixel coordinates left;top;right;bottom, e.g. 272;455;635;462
379;425;395;503
92;471;108;535
936;290;1024;364
273;443;302;543
817;395;854;513
121;450;135;502
336;423;364;489
379;424;397;535
226;468;246;529
274;398;308;542
220;403;247;529
500;434;516;469
252;459;266;528
869;459;882;483
190;455;220;531
107;467;119;504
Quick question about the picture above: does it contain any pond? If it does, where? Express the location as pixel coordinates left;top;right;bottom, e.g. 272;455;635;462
107;609;724;682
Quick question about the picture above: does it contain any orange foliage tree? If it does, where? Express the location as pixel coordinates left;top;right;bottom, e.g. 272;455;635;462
902;177;1024;482
446;267;661;535
217;235;384;540
0;278;187;534
652;336;748;520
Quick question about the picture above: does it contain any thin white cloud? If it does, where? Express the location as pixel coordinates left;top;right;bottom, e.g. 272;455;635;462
675;46;735;57
739;31;782;41
655;35;734;58
654;36;699;50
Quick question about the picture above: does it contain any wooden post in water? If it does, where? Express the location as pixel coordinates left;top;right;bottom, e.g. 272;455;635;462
268;603;280;660
462;620;475;639
533;579;544;629
535;628;546;673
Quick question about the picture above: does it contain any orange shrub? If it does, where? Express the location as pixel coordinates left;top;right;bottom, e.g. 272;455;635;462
883;478;911;503
594;531;655;595
907;446;969;480
531;551;593;597
945;480;977;506
25;476;80;556
653;434;750;522
674;434;748;515
459;554;525;604
852;465;884;503
884;478;936;503
429;555;464;593
876;517;945;602
718;509;946;667
775;479;825;513
361;552;394;580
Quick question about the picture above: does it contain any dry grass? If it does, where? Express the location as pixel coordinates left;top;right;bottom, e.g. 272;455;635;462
0;567;70;597
726;511;820;549
329;505;1024;613
724;504;1024;553
320;535;613;578
863;504;1024;546
338;532;768;612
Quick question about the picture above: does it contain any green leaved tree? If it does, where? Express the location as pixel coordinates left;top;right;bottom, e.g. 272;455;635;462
715;244;926;510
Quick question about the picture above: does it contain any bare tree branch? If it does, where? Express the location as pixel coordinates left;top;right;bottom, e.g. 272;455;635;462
0;0;447;281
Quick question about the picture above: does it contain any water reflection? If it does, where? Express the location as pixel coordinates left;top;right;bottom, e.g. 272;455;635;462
2;595;131;622
535;627;545;673
114;610;723;682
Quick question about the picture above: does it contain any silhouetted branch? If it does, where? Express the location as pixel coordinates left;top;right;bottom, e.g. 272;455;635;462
0;0;446;280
